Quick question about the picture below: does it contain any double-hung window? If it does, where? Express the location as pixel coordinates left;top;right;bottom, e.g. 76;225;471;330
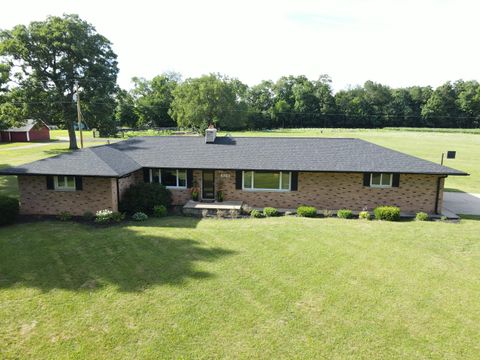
54;175;76;191
150;169;187;189
370;173;393;188
242;171;291;191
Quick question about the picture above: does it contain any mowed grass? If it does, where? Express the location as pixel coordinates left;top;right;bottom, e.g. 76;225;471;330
0;216;479;359
0;141;109;197
224;129;479;193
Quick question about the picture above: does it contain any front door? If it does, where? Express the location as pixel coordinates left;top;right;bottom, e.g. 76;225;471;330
202;170;215;200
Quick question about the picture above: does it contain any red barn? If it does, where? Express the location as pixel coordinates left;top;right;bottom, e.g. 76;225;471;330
0;119;50;142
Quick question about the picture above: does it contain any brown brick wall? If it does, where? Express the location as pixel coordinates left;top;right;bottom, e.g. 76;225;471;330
18;175;117;216
17;170;445;215
118;170;143;199
214;170;444;213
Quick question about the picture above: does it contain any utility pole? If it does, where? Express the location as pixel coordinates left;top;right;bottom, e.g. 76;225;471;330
75;80;84;148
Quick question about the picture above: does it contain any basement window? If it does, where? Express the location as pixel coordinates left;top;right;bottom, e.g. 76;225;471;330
242;171;291;191
150;169;187;189
370;173;393;188
54;175;76;191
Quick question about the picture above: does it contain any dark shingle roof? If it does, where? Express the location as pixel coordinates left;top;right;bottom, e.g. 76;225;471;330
0;136;468;176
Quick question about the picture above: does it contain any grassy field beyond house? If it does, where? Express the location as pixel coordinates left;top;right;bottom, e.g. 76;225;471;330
0;216;479;359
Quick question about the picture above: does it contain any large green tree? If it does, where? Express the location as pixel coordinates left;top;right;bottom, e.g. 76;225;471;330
169;73;247;133
0;14;118;148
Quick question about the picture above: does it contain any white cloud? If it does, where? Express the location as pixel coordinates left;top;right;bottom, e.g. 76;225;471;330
1;0;479;90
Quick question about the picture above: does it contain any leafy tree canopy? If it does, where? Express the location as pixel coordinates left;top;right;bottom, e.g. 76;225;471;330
0;14;118;148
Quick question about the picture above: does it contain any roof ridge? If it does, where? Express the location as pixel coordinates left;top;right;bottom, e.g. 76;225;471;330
88;146;141;176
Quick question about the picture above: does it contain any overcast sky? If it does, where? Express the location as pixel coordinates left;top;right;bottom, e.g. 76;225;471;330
1;0;479;90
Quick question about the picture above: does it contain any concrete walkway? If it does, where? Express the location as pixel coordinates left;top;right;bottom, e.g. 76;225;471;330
444;192;480;215
0;141;66;151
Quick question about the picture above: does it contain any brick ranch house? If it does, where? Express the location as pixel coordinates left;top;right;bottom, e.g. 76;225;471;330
0;129;467;215
0;119;50;142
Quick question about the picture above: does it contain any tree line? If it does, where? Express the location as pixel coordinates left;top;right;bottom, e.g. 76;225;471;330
1;14;479;149
117;74;480;132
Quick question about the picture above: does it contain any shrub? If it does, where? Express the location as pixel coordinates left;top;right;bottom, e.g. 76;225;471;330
153;205;167;217
57;211;72;221
201;209;209;218
263;207;279;217
297;206;317;218
120;183;171;214
111;212;125;223
217;191;224;202
216;210;226;219
415;212;429;221
229;209;239;219
337;209;353;219
95;209;113;224
440;215;448;221
374;206;401;221
322;209;334;218
359;211;371;220
83;211;95;221
250;209;264;218
132;212;148;221
0;196;19;226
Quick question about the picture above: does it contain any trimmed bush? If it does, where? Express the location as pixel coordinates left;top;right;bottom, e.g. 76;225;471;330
83;211;95;221
415;212;429;221
153;205;167;217
263;207;279;217
250;209;264;218
95;209;113;224
359;211;371;220
0;196;19;226
337;209;353;219
322;209;334;218
111;212;125;223
57;211;72;221
297;206;317;218
132;212;148;221
374;206;401;221
120;183;171;215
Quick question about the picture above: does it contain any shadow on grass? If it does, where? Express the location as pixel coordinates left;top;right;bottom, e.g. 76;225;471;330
0;218;235;292
0;164;18;198
459;214;480;221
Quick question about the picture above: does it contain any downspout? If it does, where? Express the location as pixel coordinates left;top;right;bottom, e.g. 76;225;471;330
434;175;448;214
116;178;120;211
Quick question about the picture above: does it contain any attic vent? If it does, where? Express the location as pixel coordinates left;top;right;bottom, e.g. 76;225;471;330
205;127;217;143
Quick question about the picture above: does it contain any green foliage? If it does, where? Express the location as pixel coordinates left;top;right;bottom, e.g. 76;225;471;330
337;209;353;219
83;211;95;221
169;73;247;133
94;209;125;224
132;212;148;221
374;206;401;221
250;209;264;218
153;205;167;218
120;183;171;214
216;191;224;202
322;209;334;218
415;212;429;221
263;207;279;217
0;14;119;148
57;211;72;221
0;196;19;226
297;206;317;218
359;211;371;220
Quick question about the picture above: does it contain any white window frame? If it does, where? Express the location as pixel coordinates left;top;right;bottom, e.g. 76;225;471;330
54;175;76;191
370;173;393;188
242;171;291;192
150;168;187;189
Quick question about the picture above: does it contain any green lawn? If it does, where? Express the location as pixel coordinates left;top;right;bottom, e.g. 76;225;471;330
223;129;479;193
0;216;479;359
